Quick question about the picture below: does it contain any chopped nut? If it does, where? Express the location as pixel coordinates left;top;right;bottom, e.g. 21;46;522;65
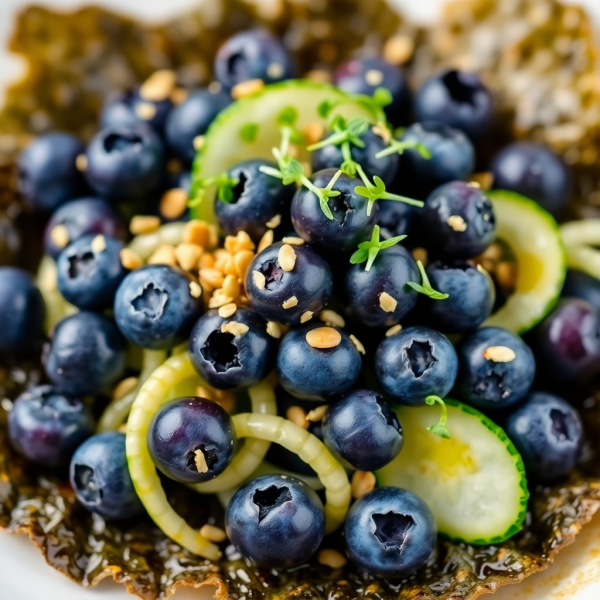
194;448;209;473
365;68;384;86
75;154;87;172
221;321;249;336
267;62;284;79
226;231;255;254
470;171;494;190
50;224;70;248
160;188;188;219
90;235;106;254
495;261;517;289
306;327;342;349
303;121;325;145
148;244;177;266
175;243;203;271
257;229;274;253
278;244;296;272
112;377;139;400
234;250;255;279
351;470;376;498
222;274;240;299
281;236;305;245
412;247;428;266
218;303;237;318
199;253;216;269
317;549;347;569
282;296;298;309
306;405;327;422
214;248;232;271
189;281;202;298
379;292;398;312
252;270;266;290
483;346;516;363
265;214;282;229
319;309;345;328
231;78;264;99
300;311;313;323
184;220;213;248
120;248;143;270
135;102;157;120
349;334;365;355
383;34;415;65
200;268;225;289
130;215;161;235
208;291;234;308
193;135;205;151
455;569;469;583
266;321;282;338
386;324;403;337
286;406;308;429
170;87;188;105
199;524;227;543
139;69;176;101
446;215;468;232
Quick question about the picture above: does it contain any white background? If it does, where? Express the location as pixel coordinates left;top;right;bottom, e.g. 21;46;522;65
1;1;600;599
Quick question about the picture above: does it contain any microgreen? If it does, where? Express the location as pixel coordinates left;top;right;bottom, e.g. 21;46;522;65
187;172;239;207
350;225;407;271
318;86;392;124
375;139;432;160
425;395;452;439
407;260;449;300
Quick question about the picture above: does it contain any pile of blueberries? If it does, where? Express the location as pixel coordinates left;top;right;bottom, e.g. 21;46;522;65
1;27;600;578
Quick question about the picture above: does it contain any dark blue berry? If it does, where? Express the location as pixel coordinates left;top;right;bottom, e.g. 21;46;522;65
291;169;377;252
17;133;88;211
376;200;418;239
214;29;294;90
456;327;536;410
491;142;571;215
414;70;493;140
70;432;144;520
245;242;333;325
8;385;95;467
562;270;600;313
225;474;325;568
148;397;235;484
114;264;203;350
323;390;403;471
421;181;496;259
100;89;172;135
44;311;127;396
345;487;436;578
375;326;458;405
276;323;361;401
189;308;275;391
0;267;45;355
504;392;583;482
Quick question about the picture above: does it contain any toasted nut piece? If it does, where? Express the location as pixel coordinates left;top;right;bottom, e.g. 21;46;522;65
75;154;87;172
300;311;313;323
317;549;347;569
278;244;296;272
383;34;415;65
286;406;308;429
193;135;205;151
495;261;517;289
209;291;234;308
222;274;240;299
90;235;106;253
306;327;341;349
351;471;376;499
319;309;345;328
234;250;255;279
112;377;139;401
130;215;161;235
470;171;494;190
194;448;209;473
218;303;237;318
282;236;304;245
267;62;285;79
386;324;403;337
231;78;264;99
139;69;176;101
135;102;157;120
365;68;384;86
184;220;213;248
148;244;177;266
200;268;225;289
189;281;202;298
120;248;143;270
199;524;227;543
349;334;365;355
306;405;327;422
214;248;231;271
160;188;188;220
50;224;70;248
304;121;325;145
175;243;203;271
170;87;188;105
221;321;249;336
266;321;282;338
265;214;281;229
252;270;266;290
282;296;298;309
226;231;255;254
306;69;331;82
199;253;216;269
257;229;274;253
412;247;428;266
379;292;398;313
446;215;468;232
483;346;516;363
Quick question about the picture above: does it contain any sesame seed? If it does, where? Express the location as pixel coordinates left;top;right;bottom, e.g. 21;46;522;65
139;69;176;101
160;188;188;220
175;243;203;271
50;224;70;248
231;79;265;99
135;102;157;120
349;334;365;355
130;215;161;235
300;311;313;323
286;406;308;429
267;62;284;79
483;346;516;363
306;405;327;422
252;270;266;290
278;244;296;272
193;135;205;151
189;281;202;298
282;296;298;309
281;236;305;245
218;303;237;318
194;448;209;473
306;326;341;349
265;214;282;229
120;248;143;270
266;321;282;338
200;524;227;543
319;309;345;328
386;324;403;337
365;68;384;86
317;549;347;569
257;229;274;253
75;154;87;172
148;244;177;266
379;292;398;313
351;471;376;498
90;235;106;253
446;215;468;232
221;321;249;336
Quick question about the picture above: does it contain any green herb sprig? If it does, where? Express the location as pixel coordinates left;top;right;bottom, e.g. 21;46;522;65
188;172;239;208
350;225;407;271
407;260;449;300
425;395;452;439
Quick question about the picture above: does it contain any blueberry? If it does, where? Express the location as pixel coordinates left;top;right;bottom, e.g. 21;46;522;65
456;327;536;410
376;200;418;239
421;181;496;259
562;270;600;313
423;260;495;333
323;390;403;471
225;474;325;568
148;396;235;484
414;70;494;140
114;264;203;350
0;267;45;355
165;88;231;165
100;89;172;135
504;392;583;482
311;129;399;187
532;299;600;385
291;169;377;252
44;311;127;396
215;159;294;242
85;124;165;202
56;235;128;311
189;308;275;390
245;242;333;325
345;487;436;578
491;142;571;215
341;244;419;328
276;323;361;401
17;132;88;211
8;385;95;467
214;29;294;90
70;432;144;520
375;326;458;405
44;197;127;260
334;58;410;125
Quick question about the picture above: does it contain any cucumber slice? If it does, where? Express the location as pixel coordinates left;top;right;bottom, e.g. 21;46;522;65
376;400;528;545
484;190;565;333
190;80;374;223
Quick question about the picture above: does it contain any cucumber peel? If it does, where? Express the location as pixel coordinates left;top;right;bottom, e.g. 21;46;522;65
484;190;565;333
376;399;529;545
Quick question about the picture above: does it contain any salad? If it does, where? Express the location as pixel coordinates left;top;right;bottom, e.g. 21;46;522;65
2;0;600;599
